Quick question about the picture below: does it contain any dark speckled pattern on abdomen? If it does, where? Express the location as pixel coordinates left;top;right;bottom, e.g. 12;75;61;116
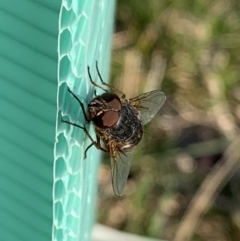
107;102;143;146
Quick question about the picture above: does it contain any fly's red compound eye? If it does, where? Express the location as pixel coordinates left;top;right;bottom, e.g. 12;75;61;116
94;110;119;129
89;92;122;129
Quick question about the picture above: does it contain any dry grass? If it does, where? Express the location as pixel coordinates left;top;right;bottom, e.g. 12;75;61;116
98;0;240;240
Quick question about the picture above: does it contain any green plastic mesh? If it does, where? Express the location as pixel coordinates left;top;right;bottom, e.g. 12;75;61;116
53;1;116;241
0;1;60;241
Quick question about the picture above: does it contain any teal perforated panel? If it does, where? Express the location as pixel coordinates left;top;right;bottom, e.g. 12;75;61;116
53;1;116;241
0;1;60;241
0;1;115;240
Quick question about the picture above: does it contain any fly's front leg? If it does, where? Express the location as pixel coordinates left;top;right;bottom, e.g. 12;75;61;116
67;87;89;122
95;61;126;99
87;62;126;99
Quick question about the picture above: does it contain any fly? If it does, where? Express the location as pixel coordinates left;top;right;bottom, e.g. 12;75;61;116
61;62;166;196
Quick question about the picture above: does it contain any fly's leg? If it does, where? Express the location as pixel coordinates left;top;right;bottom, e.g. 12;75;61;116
67;87;89;122
84;143;94;159
61;119;108;158
95;61;126;99
84;135;108;158
93;89;97;97
87;62;126;99
87;65;109;93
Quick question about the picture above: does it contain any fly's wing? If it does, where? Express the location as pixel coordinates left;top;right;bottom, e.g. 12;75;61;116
129;90;166;125
110;148;134;197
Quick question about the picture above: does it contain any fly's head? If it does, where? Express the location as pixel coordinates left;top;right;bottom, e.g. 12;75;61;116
88;92;122;129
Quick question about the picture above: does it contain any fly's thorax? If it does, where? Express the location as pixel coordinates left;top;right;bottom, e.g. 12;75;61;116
88;92;122;129
108;102;143;146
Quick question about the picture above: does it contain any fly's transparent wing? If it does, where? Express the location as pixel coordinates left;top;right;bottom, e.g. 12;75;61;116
111;148;134;197
129;90;166;125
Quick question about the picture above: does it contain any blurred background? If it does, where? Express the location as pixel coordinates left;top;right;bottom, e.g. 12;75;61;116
97;0;240;241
